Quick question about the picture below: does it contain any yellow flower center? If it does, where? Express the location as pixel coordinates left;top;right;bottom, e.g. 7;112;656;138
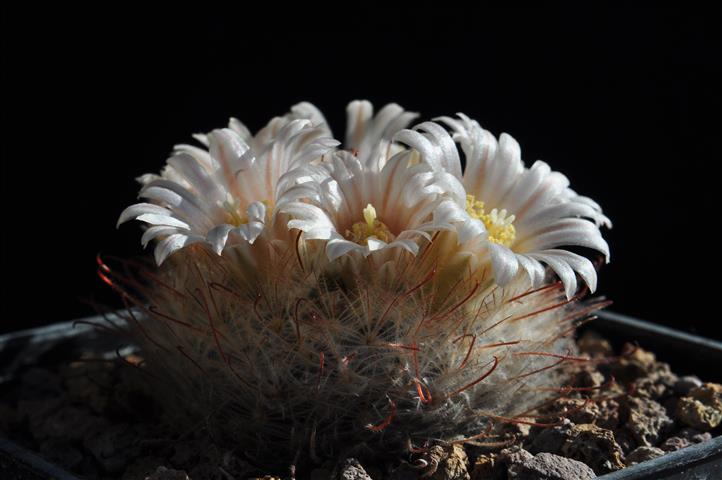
345;204;394;245
466;194;516;247
221;197;247;226
219;196;272;227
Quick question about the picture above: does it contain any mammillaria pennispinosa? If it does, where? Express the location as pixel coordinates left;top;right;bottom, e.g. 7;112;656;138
108;100;611;467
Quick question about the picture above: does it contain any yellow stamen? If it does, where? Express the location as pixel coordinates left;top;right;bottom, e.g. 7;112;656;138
363;204;377;231
346;203;394;245
219;195;272;227
466;194;516;247
221;197;247;226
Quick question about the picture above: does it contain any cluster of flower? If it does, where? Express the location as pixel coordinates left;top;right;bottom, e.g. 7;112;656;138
112;101;611;463
120;101;608;300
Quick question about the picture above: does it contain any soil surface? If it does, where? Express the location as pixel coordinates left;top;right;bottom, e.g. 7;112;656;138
1;330;720;480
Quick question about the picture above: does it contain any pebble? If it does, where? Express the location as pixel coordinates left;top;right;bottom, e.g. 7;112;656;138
577;331;613;358
499;445;534;466
470;453;502;480
622;396;673;446
659;436;688;452
572;368;606;388
503;421;532;440
624;446;665;466
678;427;713;443
631;367;677;400
673;375;702;395
420;445;470;480
508;452;596;480
612;429;636;455
338;458;372;480
660;428;713;452
609;345;658;384
595;398;621;430
548;398;601;425
676;383;722;431
526;420;573;455
560;424;625;474
438;445;470;480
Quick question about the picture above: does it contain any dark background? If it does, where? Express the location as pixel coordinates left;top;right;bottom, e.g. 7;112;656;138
2;6;720;338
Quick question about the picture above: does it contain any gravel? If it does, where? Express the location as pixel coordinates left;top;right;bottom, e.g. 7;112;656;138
1;334;718;480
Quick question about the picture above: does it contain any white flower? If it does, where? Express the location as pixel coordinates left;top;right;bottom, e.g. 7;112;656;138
278;101;468;260
394;114;610;298
282;149;466;260
118;106;338;264
344;100;419;169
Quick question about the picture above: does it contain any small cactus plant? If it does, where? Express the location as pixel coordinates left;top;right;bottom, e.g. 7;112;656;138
107;101;610;467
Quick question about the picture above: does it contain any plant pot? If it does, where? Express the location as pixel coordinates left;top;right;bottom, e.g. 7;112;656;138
1;310;720;479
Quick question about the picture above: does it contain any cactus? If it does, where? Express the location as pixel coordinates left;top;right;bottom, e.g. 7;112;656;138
108;101;610;467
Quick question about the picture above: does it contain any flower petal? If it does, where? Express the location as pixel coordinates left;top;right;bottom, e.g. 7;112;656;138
326;237;365;261
347;101;418;169
366;237;387;252
516;254;546;288
172;143;214;173
387;238;420;256
206;224;235;254
455;216;487;245
485;133;524;205
228;117;254;146
140;226;179;247
139;181;216;230
153;233;203;265
518;218;610;262
290;102;329;130
234;221;265;244
530;249;598;295
393;128;440;170
207;128;254;189
345;100;374;149
117;203;172;227
489;243;519;286
191;133;208;146
135;213;191;230
564;191;613;228
502;160;569;221
413;121;462;179
283;202;336;240
246;201;266;223
436;114;498;198
167;153;224;203
527;251;578;299
520;201;610;232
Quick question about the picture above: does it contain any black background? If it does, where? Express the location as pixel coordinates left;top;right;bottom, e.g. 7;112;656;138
2;6;720;338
